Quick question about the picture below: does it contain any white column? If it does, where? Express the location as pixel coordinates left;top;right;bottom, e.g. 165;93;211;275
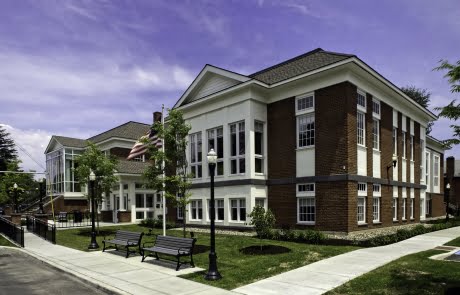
119;181;124;211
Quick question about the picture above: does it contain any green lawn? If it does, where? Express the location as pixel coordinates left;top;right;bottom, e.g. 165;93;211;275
445;237;460;247
327;250;460;295
0;234;17;247
56;225;358;290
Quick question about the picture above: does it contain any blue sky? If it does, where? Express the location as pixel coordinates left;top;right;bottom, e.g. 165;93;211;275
0;0;459;172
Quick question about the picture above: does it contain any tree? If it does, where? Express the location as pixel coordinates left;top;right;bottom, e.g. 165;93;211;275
144;109;192;237
74;141;118;229
0;160;36;207
401;86;433;134
434;59;460;149
0;125;18;174
248;206;276;250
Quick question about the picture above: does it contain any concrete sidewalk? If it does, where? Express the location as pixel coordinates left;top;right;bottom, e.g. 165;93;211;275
233;226;460;295
23;231;236;295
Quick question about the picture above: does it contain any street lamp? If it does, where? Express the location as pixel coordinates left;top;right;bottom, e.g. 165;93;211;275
446;183;451;222
205;149;222;281
88;171;99;250
13;183;18;213
38;178;45;214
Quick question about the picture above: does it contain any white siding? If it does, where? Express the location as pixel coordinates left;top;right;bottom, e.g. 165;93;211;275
373;150;381;178
357;145;367;176
189;74;240;103
297;149;315;177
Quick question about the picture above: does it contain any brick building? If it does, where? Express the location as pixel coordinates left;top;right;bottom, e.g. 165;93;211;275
44;121;163;223
170;48;446;232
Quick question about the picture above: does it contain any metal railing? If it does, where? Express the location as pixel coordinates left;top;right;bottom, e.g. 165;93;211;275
0;216;24;247
54;211;91;228
26;216;56;244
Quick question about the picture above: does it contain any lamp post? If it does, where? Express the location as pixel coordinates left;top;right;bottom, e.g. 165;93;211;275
13;183;19;213
38;178;45;214
88;171;99;250
446;183;451;222
205;149;222;280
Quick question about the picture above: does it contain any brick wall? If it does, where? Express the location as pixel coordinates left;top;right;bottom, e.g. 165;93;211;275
431;193;446;217
44;197;88;213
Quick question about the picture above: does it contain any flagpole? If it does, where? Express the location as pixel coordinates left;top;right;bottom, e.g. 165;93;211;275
162;104;166;236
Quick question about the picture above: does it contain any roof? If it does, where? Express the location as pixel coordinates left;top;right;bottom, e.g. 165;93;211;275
53;136;86;148
116;160;149;174
87;121;150;143
249;48;354;85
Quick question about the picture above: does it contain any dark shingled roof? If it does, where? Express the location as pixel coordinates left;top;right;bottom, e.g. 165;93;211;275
249;48;354;85
53;136;86;148
88;121;150;143
116;160;149;174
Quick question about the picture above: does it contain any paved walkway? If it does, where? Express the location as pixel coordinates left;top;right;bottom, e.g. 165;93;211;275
23;231;235;295
233;226;460;295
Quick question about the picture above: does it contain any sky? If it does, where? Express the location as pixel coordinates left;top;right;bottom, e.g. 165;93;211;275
0;0;459;172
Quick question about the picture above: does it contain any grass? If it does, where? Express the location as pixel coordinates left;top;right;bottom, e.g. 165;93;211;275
56;225;359;290
327;250;460;295
0;234;17;247
445;237;460;247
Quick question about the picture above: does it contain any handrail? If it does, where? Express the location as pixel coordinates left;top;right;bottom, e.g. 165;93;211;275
0;216;24;247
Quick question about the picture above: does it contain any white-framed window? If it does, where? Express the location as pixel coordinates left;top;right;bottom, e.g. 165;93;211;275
177;194;184;220
357;90;366;110
372;99;380;116
357;112;365;146
433;155;440;186
393;197;398;221
402;197;406;220
132;154;145;162
190;200;203;220
207;127;224;176
357;183;367;224
402;131;406;159
410;136;414;161
297;183;315;224
393;128;397;156
254;121;264;174
425;151;430;186
255;198;265;208
190;132;202;178
420;139;425;181
372;184;381;224
297;93;314;112
373;119;379;150
297;113;315;148
410;198;414;219
230;121;245;174
230;199;246;222
208;199;224;221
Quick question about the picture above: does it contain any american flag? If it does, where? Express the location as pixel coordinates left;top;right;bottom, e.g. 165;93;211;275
127;112;163;160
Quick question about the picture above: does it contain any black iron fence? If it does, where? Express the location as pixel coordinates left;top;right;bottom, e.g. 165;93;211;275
0;216;24;247
54;211;91;228
26;216;56;244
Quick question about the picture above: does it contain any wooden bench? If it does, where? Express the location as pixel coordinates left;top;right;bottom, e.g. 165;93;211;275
102;230;144;258
142;235;196;271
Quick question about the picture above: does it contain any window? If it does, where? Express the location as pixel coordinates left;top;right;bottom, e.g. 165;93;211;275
191;200;203;220
420;139;425;181
136;194;145;208
393;198;398;221
373;197;380;222
410;136;414;161
230;199;246;222
177;194;184;220
136;212;144;219
146;194;153;208
297;94;314;111
357;112;365;146
402;132;406;158
255;198;265;208
190;132;202;178
372;100;380;115
357;182;367;224
425;152;430;185
297;183;315;223
357;91;366;108
297;114;315;148
393;128;397;155
207;127;224;176
132;155;145;162
410;198;414;219
255;121;264;174
298;197;315;223
373;184;380;193
208;199;224;221
373;119;379;150
433;155;440;186
402;198;406;220
230;122;245;174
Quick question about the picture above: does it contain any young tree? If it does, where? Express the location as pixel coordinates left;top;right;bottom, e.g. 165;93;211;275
401;86;433;134
434;59;460;148
74;141;118;229
144;109;192;237
248;206;276;250
0;160;36;207
0;125;18;174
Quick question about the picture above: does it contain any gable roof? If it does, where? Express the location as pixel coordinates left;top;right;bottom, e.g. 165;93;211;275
53;136;86;148
249;48;354;85
88;121;150;143
116;160;149;175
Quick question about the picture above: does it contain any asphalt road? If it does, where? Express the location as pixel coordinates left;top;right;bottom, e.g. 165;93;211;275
0;247;111;295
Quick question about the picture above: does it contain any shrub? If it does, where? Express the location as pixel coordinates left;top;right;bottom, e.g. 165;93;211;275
304;230;325;244
248;206;276;239
396;229;412;241
412;224;427;235
139;218;174;229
